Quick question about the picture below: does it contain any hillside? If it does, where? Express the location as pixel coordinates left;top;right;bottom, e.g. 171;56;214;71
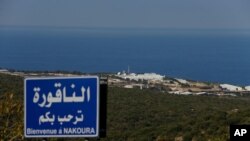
1;73;250;140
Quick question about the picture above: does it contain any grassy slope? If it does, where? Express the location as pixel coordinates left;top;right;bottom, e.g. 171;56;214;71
1;73;250;140
105;88;250;141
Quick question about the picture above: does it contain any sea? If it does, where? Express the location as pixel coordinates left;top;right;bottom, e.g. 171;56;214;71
1;27;250;86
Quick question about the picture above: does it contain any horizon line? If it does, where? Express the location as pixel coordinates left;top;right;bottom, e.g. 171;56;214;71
1;25;250;31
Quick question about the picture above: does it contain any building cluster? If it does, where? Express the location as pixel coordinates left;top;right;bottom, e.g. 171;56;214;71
110;72;250;97
116;72;165;82
1;69;250;97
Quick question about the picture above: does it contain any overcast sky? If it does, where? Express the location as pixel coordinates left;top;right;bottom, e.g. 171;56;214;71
1;0;250;29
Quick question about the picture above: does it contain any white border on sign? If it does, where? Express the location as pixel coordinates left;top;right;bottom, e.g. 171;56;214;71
24;76;100;138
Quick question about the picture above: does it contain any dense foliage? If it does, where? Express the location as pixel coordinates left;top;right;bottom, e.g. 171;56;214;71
0;73;23;97
105;88;250;141
0;74;23;140
1;73;250;140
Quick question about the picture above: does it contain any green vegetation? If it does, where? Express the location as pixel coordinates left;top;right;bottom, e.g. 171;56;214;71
1;73;250;140
0;73;23;97
0;74;23;140
105;88;250;141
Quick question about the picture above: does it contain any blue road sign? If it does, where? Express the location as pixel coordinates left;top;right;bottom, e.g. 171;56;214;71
24;76;99;138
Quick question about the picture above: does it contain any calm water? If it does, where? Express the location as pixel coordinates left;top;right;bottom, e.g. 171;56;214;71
1;28;250;85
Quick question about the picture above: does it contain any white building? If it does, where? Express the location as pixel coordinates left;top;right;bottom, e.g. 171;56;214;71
220;84;243;91
117;73;165;82
175;78;188;84
245;86;250;91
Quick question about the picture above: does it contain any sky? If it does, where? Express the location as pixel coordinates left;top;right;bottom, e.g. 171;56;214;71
0;0;250;29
